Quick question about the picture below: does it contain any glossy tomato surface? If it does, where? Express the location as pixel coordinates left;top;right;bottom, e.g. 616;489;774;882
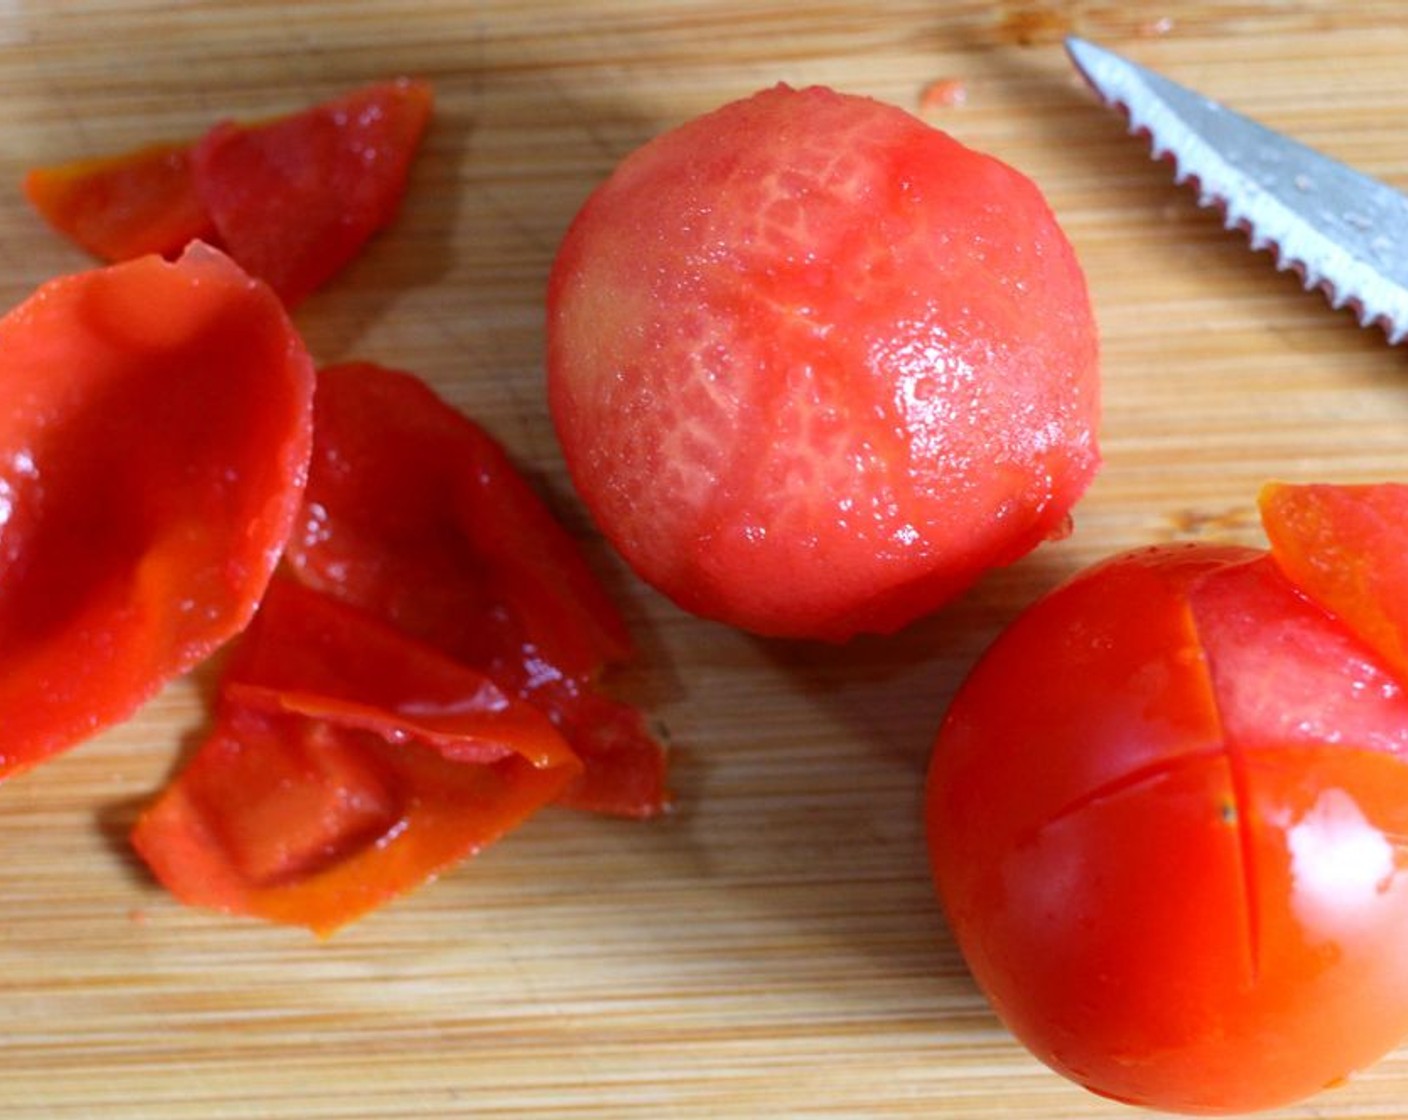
0;244;314;781
926;540;1408;1114
547;84;1099;640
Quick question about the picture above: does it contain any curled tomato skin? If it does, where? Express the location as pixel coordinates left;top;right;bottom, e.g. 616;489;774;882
926;541;1408;1114
1259;480;1408;682
132;577;580;935
0;243;314;779
547;83;1099;640
284;361;669;819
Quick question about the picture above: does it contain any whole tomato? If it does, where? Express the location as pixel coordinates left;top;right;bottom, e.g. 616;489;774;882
926;485;1408;1114
547;84;1099;640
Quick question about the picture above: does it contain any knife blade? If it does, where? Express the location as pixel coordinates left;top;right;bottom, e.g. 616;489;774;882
1065;35;1408;344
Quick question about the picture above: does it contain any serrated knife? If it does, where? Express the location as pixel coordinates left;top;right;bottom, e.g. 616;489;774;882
1066;35;1408;344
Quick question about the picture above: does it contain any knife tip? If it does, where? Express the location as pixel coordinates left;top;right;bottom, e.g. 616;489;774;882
1063;35;1106;73
1063;36;1143;106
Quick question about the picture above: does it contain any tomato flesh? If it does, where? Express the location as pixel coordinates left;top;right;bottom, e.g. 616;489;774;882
547;83;1099;640
927;540;1408;1114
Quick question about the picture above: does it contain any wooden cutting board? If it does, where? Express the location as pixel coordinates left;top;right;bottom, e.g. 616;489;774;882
3;2;1408;1117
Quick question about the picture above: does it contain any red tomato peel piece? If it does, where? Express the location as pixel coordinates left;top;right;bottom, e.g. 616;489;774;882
284;361;669;819
292;362;632;677
132;577;581;935
23;79;431;306
223;578;578;770
193;78;432;306
133;710;574;936
23;141;218;261
161;703;404;892
1259;481;1408;685
0;243;314;780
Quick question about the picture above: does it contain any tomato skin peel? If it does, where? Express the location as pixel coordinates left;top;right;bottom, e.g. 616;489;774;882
131;577;583;936
192;78;433;306
927;505;1408;1114
22;141;216;261
0;243;314;780
22;78;432;307
285;362;669;820
133;362;667;933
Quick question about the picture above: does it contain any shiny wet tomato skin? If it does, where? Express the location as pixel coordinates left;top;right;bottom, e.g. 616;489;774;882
547;84;1099;640
0;244;314;780
927;542;1408;1114
283;361;668;819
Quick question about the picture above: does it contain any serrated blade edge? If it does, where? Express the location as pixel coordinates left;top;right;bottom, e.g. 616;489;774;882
1067;36;1408;345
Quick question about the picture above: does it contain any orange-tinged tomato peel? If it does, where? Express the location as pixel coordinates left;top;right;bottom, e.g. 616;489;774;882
1260;480;1408;683
23;141;217;261
22;78;432;306
132;578;581;936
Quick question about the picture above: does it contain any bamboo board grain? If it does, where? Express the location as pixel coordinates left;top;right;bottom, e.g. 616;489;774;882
3;2;1408;1117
